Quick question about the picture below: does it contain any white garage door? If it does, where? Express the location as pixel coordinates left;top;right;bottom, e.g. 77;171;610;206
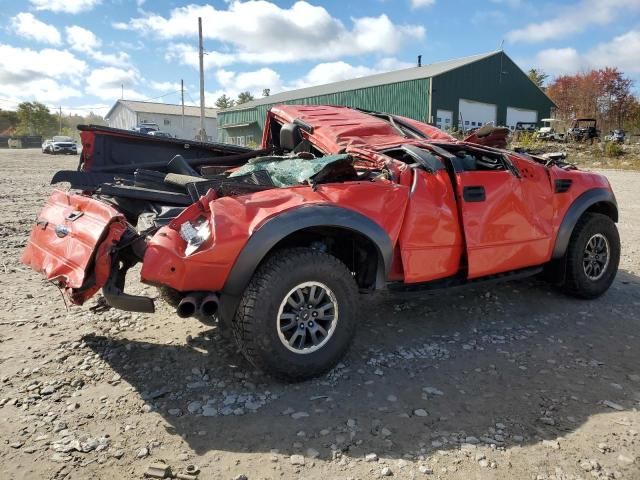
506;107;538;130
458;99;497;131
436;109;453;130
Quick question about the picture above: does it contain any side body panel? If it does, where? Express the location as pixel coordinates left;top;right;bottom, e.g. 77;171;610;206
398;169;464;282
454;168;554;278
141;182;409;292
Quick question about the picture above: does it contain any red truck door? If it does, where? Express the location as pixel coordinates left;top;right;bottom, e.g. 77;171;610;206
452;150;554;278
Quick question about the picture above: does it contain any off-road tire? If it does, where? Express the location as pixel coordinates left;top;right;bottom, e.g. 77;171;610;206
562;212;620;299
232;247;359;381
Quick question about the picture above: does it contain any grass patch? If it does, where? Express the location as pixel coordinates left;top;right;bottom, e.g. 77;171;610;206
603;141;623;158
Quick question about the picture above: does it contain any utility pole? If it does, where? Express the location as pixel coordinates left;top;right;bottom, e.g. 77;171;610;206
197;17;207;142
59;106;62;135
121;84;124;99
181;79;185;136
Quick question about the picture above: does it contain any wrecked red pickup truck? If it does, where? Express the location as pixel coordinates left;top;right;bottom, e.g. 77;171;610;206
23;105;620;381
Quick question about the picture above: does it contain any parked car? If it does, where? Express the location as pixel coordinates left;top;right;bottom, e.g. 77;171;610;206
148;131;173;138
22;106;620;381
605;129;625;144
567;118;600;143
48;136;78;155
42;138;53;153
132;122;160;134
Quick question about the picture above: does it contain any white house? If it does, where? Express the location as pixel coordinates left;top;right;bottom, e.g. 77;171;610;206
105;100;218;141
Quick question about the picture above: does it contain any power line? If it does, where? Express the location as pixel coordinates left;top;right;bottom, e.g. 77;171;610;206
139;90;182;102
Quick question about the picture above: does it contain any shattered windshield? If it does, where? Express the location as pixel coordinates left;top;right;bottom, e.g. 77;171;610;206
229;154;351;187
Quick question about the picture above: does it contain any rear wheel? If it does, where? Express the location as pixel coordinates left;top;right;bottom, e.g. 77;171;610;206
562;213;620;299
232;248;359;381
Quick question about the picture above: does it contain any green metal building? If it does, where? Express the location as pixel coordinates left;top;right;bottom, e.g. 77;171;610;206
217;51;556;145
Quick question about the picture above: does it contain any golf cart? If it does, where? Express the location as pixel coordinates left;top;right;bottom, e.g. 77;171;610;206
537;118;566;142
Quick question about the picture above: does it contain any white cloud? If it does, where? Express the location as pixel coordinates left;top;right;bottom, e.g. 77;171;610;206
149;81;183;92
526;30;640;75
507;0;640;43
589;30;640;73
530;48;584;75
84;67;144;100
0;44;86;84
207;57;413;101
65;25;100;52
5;79;81;104
30;0;101;14
10;13;62;45
411;0;435;7
0;44;86;103
215;68;283;97
292;62;377;88
291;58;413;89
117;1;424;65
65;25;131;66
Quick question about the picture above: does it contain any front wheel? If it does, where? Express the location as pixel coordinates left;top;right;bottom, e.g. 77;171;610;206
562;213;620;299
232;248;359;381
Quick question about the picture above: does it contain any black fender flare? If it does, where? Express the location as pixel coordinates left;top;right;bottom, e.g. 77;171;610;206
218;204;393;323
551;188;618;259
223;204;393;296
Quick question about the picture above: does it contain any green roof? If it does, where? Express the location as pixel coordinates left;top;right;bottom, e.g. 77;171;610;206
224;51;500;112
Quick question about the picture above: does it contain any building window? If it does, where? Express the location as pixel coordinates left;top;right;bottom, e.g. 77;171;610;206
228;137;235;145
246;135;254;146
436;117;442;123
237;136;246;146
465;121;470;125
445;118;450;123
164;119;170;126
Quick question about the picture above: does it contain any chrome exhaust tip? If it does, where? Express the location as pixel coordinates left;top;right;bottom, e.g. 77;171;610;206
176;295;198;318
199;294;219;317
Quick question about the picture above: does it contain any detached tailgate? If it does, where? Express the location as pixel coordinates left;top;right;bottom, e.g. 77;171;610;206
21;190;127;304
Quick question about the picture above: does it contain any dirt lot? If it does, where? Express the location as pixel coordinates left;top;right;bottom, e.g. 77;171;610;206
1;148;639;480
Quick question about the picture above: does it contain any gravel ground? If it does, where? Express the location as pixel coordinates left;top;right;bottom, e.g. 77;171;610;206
0;149;639;480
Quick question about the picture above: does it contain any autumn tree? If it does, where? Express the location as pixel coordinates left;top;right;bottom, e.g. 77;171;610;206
236;91;255;105
547;68;636;131
215;94;235;109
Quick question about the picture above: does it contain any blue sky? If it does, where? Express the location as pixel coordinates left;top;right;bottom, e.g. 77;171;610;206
1;0;639;116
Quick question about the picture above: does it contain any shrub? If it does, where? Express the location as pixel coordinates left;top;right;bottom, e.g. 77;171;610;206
603;141;623;158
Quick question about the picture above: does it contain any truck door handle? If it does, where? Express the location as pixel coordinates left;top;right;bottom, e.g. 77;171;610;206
463;186;486;202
